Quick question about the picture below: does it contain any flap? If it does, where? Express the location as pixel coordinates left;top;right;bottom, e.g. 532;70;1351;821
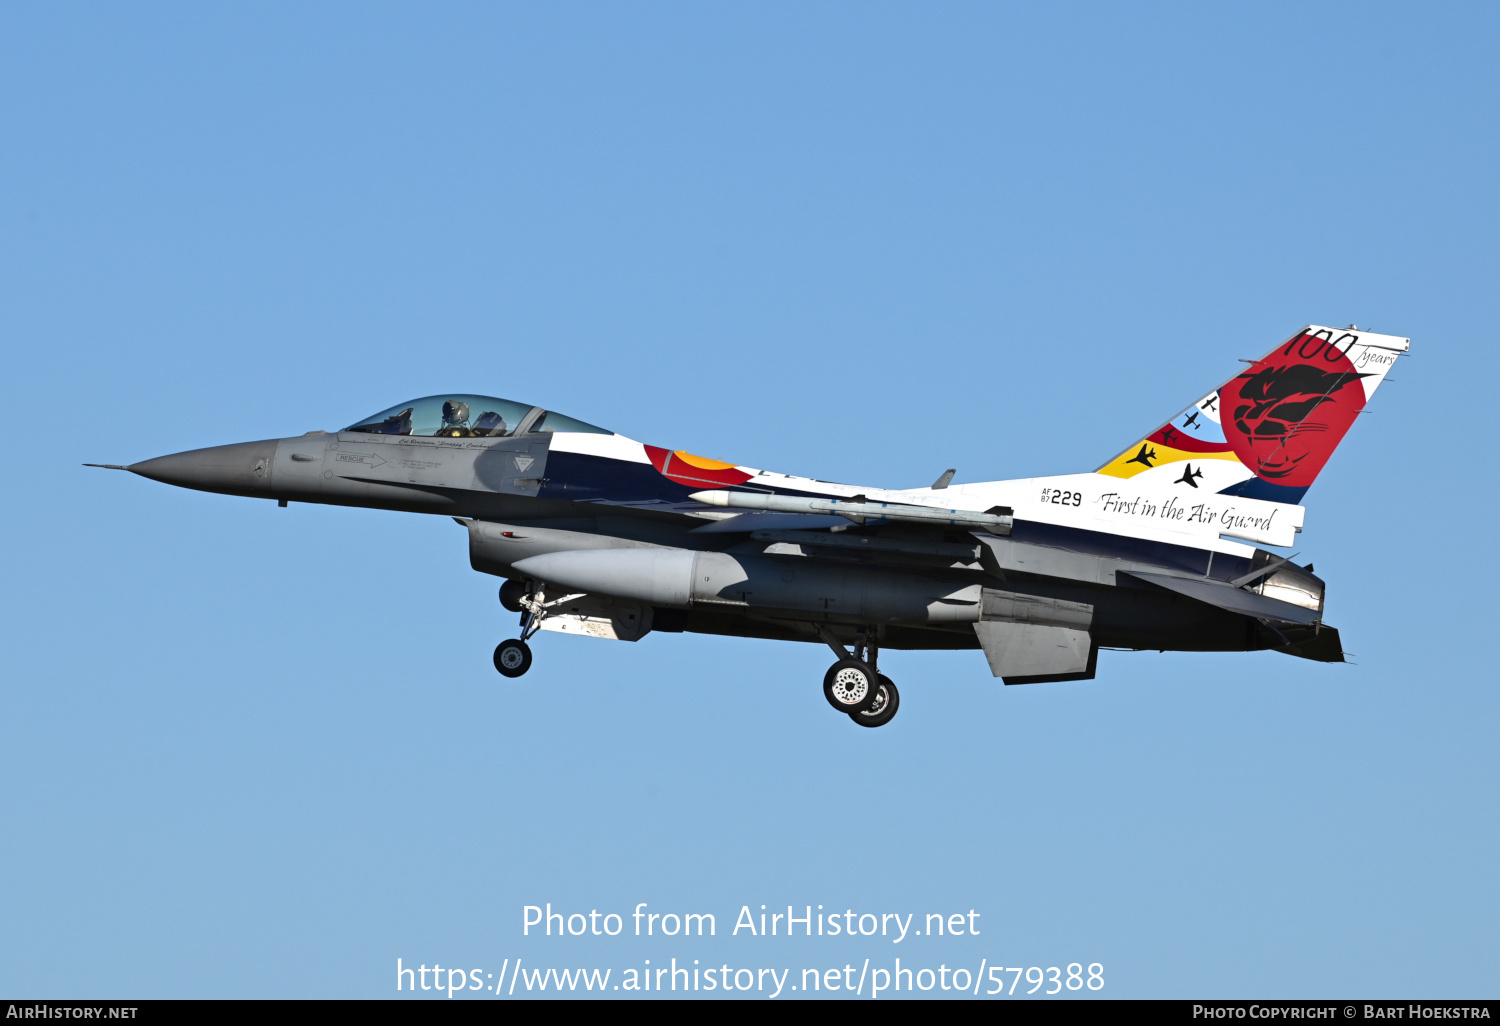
1122;570;1320;625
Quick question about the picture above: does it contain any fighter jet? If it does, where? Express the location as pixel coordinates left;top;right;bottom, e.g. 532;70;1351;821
90;326;1408;728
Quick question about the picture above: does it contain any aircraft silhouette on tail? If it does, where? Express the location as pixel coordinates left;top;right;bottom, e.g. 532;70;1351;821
1175;464;1204;488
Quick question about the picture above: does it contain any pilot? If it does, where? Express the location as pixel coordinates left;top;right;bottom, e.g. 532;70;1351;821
471;410;508;437
436;400;472;437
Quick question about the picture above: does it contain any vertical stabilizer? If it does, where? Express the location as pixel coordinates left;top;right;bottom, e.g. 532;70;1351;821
1095;326;1408;504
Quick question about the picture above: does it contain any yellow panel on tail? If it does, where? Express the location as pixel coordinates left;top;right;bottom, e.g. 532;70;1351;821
1098;441;1243;480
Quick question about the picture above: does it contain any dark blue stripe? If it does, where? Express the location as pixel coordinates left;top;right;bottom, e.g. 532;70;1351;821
1216;477;1308;504
538;451;696;505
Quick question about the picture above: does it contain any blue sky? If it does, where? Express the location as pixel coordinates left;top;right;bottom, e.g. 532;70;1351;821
1;2;1495;999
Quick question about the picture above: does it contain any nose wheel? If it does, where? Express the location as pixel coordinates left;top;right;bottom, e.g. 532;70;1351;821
493;638;533;677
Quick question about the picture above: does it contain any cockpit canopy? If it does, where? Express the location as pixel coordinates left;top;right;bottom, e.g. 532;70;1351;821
345;394;609;438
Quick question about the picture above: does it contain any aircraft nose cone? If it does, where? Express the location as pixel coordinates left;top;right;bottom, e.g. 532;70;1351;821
129;439;278;495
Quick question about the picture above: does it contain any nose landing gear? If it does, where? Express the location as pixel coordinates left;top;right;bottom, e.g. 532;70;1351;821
817;628;900;728
493;580;548;678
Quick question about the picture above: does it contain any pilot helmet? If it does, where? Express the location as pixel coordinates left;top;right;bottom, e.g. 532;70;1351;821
440;400;471;428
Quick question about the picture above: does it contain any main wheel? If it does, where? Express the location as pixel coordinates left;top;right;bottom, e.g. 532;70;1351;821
849;675;900;728
823;659;879;714
493;639;532;678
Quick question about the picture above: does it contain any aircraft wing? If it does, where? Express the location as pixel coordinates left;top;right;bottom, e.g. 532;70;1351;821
1121;570;1321;624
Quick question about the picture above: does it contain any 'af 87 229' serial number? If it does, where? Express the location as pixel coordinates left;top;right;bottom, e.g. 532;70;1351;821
1039;487;1082;507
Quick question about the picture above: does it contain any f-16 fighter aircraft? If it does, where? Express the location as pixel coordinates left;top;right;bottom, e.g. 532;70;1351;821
91;325;1408;728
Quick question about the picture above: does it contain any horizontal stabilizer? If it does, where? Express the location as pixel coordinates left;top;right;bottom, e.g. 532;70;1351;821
1122;570;1320;624
1276;625;1345;663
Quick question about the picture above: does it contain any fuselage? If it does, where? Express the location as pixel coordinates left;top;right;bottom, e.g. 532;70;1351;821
105;324;1414;710
120;392;1332;667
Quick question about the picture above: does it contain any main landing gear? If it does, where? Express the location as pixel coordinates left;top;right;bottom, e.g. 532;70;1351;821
493;580;546;678
817;628;900;728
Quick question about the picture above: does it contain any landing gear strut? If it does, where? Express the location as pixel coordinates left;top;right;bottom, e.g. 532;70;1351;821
817;628;900;727
493;580;548;678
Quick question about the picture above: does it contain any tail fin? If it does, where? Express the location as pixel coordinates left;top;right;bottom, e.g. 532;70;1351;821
1096;326;1409;504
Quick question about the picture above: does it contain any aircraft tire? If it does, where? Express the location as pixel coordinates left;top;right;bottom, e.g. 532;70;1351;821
823;659;880;714
494;639;532;678
499;579;527;613
849;675;899;728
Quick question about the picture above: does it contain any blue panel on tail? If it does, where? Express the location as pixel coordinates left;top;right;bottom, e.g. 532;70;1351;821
1216;477;1307;504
